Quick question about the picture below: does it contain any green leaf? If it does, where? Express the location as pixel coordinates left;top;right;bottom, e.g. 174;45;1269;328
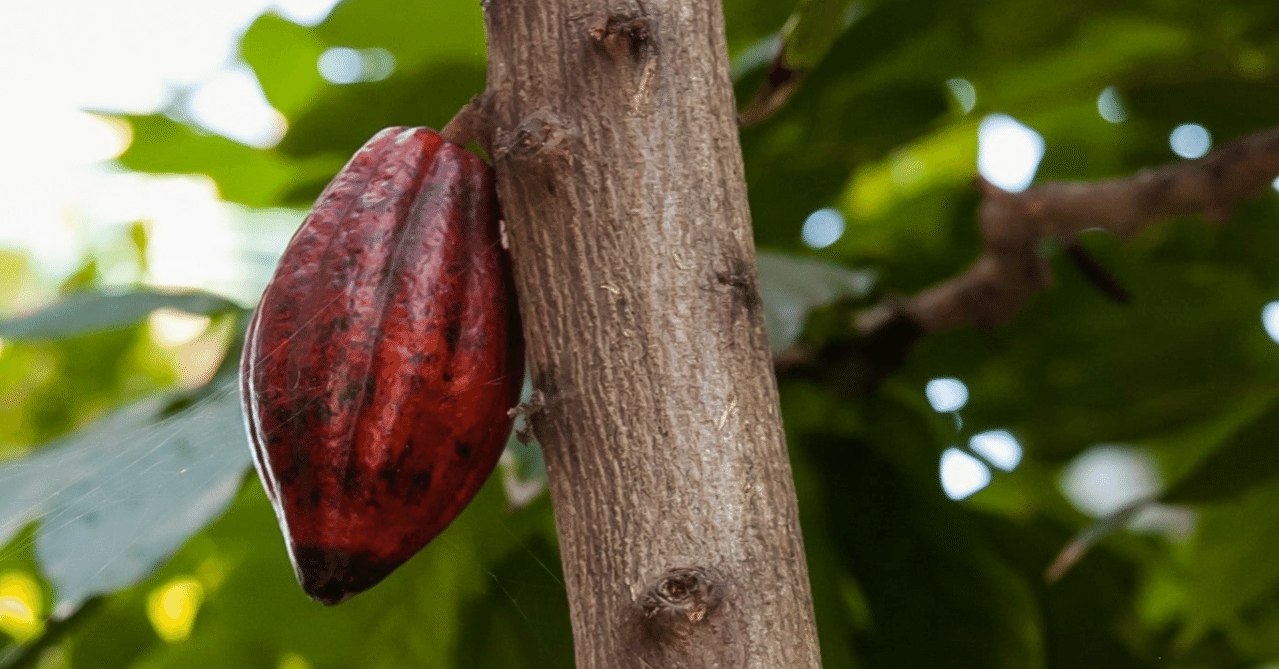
241;14;328;117
1161;399;1279;505
116;115;342;208
117;475;564;669
785;0;858;70
796;426;1045;669
757;251;875;351
314;0;486;71
0;290;239;341
1180;480;1279;643
0;382;250;613
275;61;486;162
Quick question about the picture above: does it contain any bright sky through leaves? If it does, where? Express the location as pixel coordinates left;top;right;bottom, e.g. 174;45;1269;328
1169;123;1211;159
801;207;846;248
940;449;991;500
925;377;969;413
977;114;1045;192
0;0;340;285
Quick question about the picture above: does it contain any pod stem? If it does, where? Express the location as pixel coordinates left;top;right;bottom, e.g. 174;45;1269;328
440;95;493;157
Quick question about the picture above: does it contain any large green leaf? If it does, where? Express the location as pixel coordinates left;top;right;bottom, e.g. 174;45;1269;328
83;475;567;669
117;115;342;208
1179;480;1279;646
314;0;486;71
0;290;238;341
784;0;858;70
1161;399;1279;505
274;61;486;165
797;426;1045;669
241;14;328;117
0;383;250;613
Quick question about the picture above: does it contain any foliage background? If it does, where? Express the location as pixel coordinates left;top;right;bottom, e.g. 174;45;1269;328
2;0;1279;667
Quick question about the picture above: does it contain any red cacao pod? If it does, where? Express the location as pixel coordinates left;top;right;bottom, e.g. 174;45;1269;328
240;126;523;605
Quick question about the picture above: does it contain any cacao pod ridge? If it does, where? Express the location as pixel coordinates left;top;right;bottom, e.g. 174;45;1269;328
241;126;524;605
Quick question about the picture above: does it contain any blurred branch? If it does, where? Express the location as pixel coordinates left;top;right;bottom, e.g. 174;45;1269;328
739;51;803;128
855;123;1279;338
771;124;1279;389
0;598;103;669
738;0;858;128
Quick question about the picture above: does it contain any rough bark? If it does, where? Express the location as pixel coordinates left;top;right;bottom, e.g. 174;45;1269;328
480;0;822;667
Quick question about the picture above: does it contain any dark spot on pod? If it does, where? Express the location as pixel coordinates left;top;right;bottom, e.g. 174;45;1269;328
441;370;453;383
271;405;295;427
333;254;357;272
307;480;323;508
288;445;311;477
456;442;472;459
443;322;462;354
406;468;432;500
339;384;360;404
291;545;402;605
379;440;416;490
342;458;362;492
309;398;336;426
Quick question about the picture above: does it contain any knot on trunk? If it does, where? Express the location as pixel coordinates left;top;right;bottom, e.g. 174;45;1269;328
587;6;652;61
639;566;726;641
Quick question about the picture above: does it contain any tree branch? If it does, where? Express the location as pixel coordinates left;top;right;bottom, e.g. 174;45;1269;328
856;124;1279;338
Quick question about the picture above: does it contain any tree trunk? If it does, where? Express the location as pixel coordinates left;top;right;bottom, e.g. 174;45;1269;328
480;1;822;666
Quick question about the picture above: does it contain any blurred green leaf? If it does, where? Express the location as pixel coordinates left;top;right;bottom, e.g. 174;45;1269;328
0;290;239;341
785;0;858;70
314;0;486;70
99;472;565;669
275;61;486;163
0;382;250;613
117;115;342;208
241;14;328;116
757;251;875;351
1180;480;1279;646
796;426;1045;669
1162;399;1279;504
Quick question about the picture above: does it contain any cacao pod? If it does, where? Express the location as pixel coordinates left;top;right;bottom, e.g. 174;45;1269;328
240;126;523;605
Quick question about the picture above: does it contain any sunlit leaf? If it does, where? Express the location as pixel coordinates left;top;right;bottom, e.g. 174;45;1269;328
0;290;239;341
114;473;565;669
0;383;250;613
117;115;342;208
241;13;328;117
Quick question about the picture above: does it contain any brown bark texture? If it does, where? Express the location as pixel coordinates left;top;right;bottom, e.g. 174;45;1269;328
479;0;822;667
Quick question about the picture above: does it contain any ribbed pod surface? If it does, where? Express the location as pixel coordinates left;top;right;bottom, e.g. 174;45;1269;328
241;127;523;604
